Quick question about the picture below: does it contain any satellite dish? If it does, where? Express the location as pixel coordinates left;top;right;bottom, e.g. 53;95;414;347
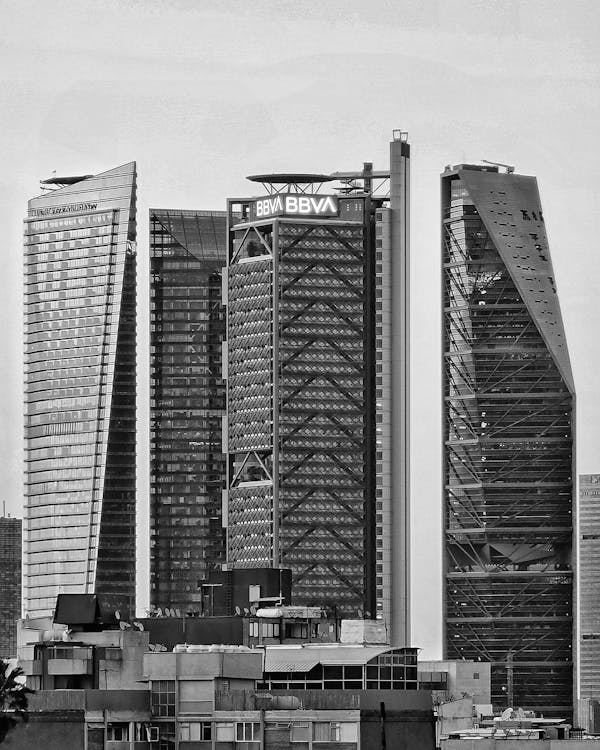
120;621;130;631
133;621;145;631
149;644;156;652
175;609;181;618
250;605;257;615
115;610;121;621
235;606;241;616
157;644;167;652
243;608;250;616
357;608;363;619
156;607;163;617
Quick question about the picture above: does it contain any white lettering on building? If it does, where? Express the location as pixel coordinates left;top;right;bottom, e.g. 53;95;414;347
254;194;337;218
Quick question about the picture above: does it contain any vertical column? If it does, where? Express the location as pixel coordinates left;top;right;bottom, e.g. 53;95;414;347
390;133;411;647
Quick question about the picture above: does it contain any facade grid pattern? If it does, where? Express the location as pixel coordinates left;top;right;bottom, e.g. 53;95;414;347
23;164;137;619
442;166;574;717
150;209;227;610
579;474;600;699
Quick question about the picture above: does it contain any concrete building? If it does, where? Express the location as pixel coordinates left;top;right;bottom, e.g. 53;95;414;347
15;594;152;749
0;517;21;658
0;690;151;750
23;164;137;619
419;660;491;705
144;644;435;748
225;132;411;645
441;164;575;717
149;209;228;612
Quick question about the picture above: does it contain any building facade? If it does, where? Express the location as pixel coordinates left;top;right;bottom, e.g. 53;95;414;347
577;473;600;726
0;517;21;658
224;134;411;645
24;164;137;619
149;209;227;611
442;165;575;716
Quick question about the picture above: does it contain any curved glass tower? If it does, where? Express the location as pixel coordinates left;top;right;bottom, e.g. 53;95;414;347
24;164;137;619
442;164;574;717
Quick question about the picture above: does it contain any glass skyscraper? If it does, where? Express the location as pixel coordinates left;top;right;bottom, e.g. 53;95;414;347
24;163;137;619
442;164;574;716
224;134;411;645
149;209;227;611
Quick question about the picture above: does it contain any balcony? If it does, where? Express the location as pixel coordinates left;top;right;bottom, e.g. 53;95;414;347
47;658;93;676
47;645;93;676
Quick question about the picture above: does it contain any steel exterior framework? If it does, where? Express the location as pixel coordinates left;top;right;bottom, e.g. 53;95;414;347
226;203;374;618
442;166;574;717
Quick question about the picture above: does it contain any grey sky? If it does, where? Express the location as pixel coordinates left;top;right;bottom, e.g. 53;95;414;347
2;0;599;658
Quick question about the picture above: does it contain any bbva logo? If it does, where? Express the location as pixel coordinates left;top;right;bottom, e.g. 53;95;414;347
255;194;338;217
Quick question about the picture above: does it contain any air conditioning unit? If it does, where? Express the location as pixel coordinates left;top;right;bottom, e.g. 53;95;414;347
147;726;159;742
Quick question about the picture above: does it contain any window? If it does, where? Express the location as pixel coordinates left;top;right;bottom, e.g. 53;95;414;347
151;680;175;717
107;723;129;741
216;723;235;741
473;672;480;680
313;722;341;741
291;722;310;741
261;621;280;638
313;722;357;742
236;721;260;741
179;722;212;741
249;620;259;637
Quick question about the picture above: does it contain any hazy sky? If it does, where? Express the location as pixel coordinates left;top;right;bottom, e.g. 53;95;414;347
2;0;599;659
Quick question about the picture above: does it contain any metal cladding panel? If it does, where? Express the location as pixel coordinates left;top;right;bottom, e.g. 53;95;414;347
579;474;600;699
24;163;136;619
149;209;227;609
227;258;273;452
442;168;574;718
458;168;574;393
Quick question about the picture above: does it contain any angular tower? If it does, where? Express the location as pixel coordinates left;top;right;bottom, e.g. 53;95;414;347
442;164;574;716
149;209;227;611
224;133;411;645
24;164;137;619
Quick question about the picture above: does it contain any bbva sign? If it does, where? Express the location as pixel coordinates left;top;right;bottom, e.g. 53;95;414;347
254;193;338;219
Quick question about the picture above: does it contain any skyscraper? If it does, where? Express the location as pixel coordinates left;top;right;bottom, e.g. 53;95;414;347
149;209;227;611
0;517;21;657
24;163;137;619
442;164;574;716
577;474;600;717
224;134;411;645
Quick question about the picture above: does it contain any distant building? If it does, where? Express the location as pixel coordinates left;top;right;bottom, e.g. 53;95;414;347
225;133;411;645
0;517;21;658
577;473;600;731
23;165;137;619
149;209;227;612
418;659;491;705
442;164;575;717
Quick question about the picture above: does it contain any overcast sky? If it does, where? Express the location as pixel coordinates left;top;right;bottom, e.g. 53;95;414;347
1;0;599;658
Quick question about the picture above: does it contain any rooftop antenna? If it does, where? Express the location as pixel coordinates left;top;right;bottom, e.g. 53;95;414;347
482;159;515;174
